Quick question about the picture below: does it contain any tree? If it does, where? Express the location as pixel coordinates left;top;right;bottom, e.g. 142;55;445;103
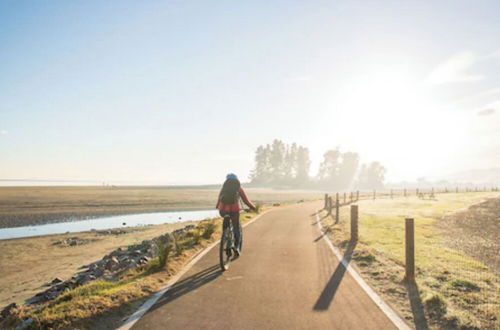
269;139;286;183
295;146;310;184
338;152;360;189
249;145;270;184
283;143;297;182
357;162;386;189
318;149;341;183
250;140;310;186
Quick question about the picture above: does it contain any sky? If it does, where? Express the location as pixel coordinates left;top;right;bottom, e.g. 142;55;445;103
1;0;499;184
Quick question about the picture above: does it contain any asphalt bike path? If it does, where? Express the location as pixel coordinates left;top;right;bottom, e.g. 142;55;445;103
131;201;398;329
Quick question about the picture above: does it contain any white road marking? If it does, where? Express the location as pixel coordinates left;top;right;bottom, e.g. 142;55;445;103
315;212;411;330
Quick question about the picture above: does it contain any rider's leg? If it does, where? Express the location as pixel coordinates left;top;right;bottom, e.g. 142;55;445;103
230;212;241;251
220;211;230;232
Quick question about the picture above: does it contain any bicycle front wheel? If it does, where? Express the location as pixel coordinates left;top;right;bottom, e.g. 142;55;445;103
219;227;231;271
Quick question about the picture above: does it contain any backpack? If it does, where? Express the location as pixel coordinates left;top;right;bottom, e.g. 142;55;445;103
220;178;240;204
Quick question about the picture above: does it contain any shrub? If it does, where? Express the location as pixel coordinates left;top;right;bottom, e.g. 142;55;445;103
201;223;216;239
424;293;447;319
158;244;172;268
353;250;376;263
448;278;480;292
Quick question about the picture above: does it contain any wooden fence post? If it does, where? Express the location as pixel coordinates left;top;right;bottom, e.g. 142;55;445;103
324;194;328;210
405;218;415;282
327;196;333;215
350;205;358;242
356;191;359;201
335;193;340;224
350;192;353;203
343;192;346;204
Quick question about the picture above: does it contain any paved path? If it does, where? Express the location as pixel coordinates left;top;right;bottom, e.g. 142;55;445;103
132;202;398;329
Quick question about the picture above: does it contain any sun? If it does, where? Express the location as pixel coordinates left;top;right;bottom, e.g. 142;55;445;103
326;65;467;181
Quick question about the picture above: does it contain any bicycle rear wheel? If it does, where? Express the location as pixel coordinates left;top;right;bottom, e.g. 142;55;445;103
238;223;243;252
219;224;232;271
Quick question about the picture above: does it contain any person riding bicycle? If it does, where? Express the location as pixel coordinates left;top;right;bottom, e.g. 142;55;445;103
216;173;256;256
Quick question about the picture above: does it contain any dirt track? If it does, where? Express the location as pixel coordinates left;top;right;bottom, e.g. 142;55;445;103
131;201;399;329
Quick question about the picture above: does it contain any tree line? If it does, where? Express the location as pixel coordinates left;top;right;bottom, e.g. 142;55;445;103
249;139;386;190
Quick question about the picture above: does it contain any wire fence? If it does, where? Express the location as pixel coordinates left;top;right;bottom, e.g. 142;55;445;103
321;187;499;329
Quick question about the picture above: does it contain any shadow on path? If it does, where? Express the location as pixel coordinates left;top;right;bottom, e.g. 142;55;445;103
310;210;323;217
405;281;429;330
313;239;357;310
311;214;333;226
147;264;222;313
313;232;326;242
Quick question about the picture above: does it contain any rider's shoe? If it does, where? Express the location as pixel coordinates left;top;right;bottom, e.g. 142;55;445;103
234;248;241;258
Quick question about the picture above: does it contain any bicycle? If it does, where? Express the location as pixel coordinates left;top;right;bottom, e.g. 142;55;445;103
219;214;242;271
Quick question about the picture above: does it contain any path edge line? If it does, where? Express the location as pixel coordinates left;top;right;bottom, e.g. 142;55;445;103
315;212;411;330
116;209;273;330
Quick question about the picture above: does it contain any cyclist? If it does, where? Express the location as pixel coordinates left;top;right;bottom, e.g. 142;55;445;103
216;173;257;256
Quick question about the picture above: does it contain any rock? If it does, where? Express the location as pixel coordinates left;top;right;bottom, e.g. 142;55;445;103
185;225;196;230
110;248;127;257
173;228;186;236
1;302;18;318
105;257;119;271
75;274;96;285
156;234;172;244
51;277;63;285
15;318;34;330
130;250;143;257
92;266;104;277
25;295;44;305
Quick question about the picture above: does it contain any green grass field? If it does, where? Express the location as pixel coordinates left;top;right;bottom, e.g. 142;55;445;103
320;192;499;329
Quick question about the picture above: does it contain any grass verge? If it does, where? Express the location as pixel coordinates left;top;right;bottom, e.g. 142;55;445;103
319;192;499;329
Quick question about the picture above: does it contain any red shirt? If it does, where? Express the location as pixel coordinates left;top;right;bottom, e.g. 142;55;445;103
216;187;255;212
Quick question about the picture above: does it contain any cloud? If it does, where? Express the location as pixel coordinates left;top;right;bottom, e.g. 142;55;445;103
428;51;484;84
477;108;495;116
0;130;8;136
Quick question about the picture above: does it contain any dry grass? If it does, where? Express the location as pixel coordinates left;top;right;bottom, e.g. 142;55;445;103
439;198;499;273
320;192;500;329
0;186;321;227
0;222;197;307
0;210;262;329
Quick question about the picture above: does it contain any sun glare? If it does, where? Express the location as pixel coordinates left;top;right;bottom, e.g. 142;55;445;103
330;66;467;181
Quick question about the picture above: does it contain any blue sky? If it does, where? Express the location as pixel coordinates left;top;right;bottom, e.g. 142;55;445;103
1;0;499;184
